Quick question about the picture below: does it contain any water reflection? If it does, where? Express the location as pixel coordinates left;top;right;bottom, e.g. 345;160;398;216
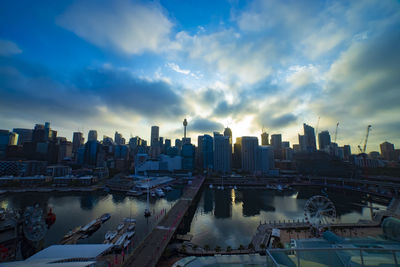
2;187;183;259
189;187;387;248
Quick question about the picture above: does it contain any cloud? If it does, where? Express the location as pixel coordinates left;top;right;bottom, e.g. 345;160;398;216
57;0;173;54
0;58;185;134
257;113;298;129
313;29;400;149
175;30;277;85
167;62;190;75
0;40;22;56
74;66;184;118
190;118;224;133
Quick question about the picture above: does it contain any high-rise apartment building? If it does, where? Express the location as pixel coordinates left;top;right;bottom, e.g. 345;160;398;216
12;128;32;145
261;132;269;145
303;123;316;152
88;130;98;142
72;132;84;156
150;126;160;159
214;135;231;174
270;134;282;159
318;131;331;150
380;141;395;161
241;136;258;173
115;131;123;145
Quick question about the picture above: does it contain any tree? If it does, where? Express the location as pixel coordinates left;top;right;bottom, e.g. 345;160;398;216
193;244;198;251
238;244;245;251
248;243;254;250
204;244;210;251
226;246;232;252
260;243;266;250
215;245;221;252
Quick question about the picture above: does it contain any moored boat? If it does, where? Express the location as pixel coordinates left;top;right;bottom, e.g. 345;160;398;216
100;213;111;223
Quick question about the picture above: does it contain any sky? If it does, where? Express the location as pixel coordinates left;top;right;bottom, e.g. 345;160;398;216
0;0;399;152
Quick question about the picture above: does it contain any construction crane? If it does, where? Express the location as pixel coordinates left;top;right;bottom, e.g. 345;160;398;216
358;125;372;153
334;122;339;143
315;116;320;146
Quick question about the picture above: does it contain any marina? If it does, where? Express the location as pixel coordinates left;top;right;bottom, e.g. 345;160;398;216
60;213;111;245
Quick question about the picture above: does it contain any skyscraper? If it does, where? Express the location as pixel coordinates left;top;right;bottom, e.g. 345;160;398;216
12;128;32;145
303;123;316;152
380;141;395;161
298;134;306;151
150;126;159;147
214;135;231;173
150;126;160;158
256;146;274;174
72;132;84;156
318;131;331;150
261;132;269;145
224;127;232;144
88;130;98;142
114;131;123;145
241;136;258;173
233;137;242;169
270;134;282;159
202;135;214;169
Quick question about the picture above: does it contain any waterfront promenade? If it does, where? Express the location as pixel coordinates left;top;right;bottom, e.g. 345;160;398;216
122;176;205;267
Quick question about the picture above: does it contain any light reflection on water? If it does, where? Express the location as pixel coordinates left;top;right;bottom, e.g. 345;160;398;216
0;185;388;255
188;187;388;248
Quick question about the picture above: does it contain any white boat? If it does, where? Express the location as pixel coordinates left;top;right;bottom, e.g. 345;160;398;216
165;186;173;191
128;223;136;231
234;185;237;190
126;231;135;239
155;188;165;197
123;240;130;248
127;189;143;196
209;184;213;189
124;218;136;223
114;233;127;246
117;223;124;231
105;230;117;240
100;213;111;223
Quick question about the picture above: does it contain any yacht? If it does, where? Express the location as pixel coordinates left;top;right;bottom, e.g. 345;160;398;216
151;191;156;198
165;186;173;191
155;188;165;197
117;223;124;232
209;184;213;189
126;231;135;239
124;218;136;224
105;230;117;240
127;223;136;231
127;189;143;196
100;213;111;223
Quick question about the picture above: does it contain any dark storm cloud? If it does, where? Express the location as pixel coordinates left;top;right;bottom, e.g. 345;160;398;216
319;30;400;118
74;67;184;117
190;118;224;133
0;58;184;124
258;113;298;129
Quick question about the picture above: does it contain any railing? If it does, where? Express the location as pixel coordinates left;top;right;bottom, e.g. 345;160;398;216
266;247;400;267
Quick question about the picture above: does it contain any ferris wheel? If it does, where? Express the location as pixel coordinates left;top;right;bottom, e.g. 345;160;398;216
304;195;336;230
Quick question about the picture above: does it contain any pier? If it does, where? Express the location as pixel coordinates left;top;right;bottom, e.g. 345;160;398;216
122;175;205;267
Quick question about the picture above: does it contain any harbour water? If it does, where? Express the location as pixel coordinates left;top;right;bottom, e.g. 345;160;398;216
0;185;388;258
188;186;388;248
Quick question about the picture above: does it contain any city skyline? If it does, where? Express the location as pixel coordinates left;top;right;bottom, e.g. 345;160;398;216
1;0;400;152
1;119;398;156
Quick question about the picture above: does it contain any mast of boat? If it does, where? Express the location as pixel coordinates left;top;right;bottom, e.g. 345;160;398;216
144;171;151;217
